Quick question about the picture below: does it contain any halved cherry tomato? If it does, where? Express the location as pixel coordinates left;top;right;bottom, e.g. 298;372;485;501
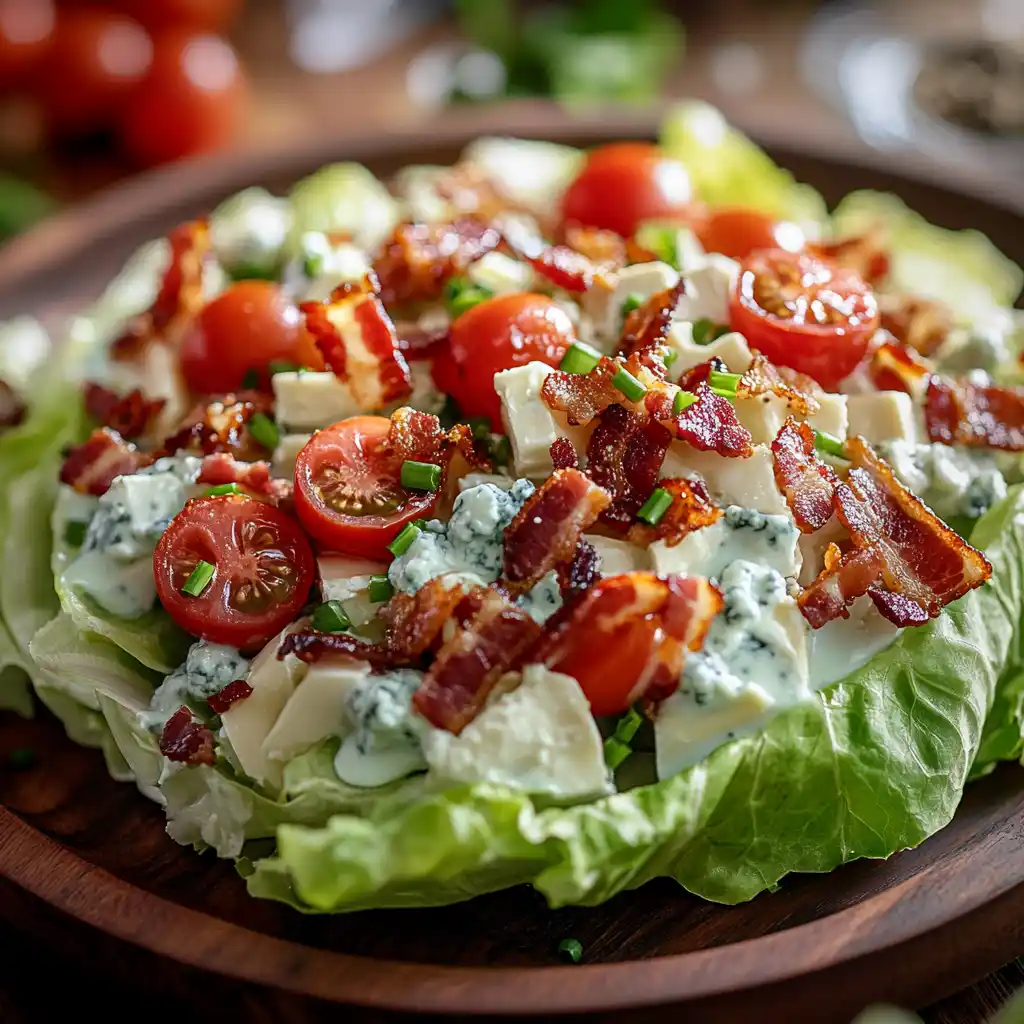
154;494;315;652
729;249;879;390
695;207;805;261
294;416;437;560
561;142;693;239
179;281;321;394
114;0;242;33
0;0;55;90
439;293;576;428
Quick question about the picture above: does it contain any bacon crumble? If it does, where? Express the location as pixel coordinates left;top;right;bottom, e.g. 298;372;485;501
60;428;153;496
382;579;470;661
771;419;838;533
618;283;684;360
626;476;722;547
206;679;254;716
159;706;215;766
880;294;952;357
869;339;932;396
84;383;166;439
925;376;1024;451
549;437;579;470
737;355;820;417
158;390;274;461
670;383;754;458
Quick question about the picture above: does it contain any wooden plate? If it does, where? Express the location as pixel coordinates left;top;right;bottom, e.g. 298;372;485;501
1;109;1023;1023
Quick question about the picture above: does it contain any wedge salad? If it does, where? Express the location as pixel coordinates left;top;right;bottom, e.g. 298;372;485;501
3;102;1024;914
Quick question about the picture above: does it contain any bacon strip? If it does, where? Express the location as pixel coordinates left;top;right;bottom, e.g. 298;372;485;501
562;225;627;268
771;418;838;533
206;680;253;715
670;383;753;458
737;355;820;417
278;630;405;669
382;579;470;661
880;294;952;357
626;476;722;547
558;538;601;598
869;340;931;396
798;547;886;629
159;706;215;766
807;227;890;286
60;428;152;496
502;469;611;589
540;362;621;427
301;273;413;409
159;390;274;461
501;218;606;292
413;588;542;734
84;383;166;439
925;376;1024;451
196;454;291;505
374;218;501;306
618;283;684;360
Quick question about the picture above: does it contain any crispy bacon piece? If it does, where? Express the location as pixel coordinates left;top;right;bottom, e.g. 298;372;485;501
808;226;890;286
549;437;579;470
798;546;887;629
0;380;25;430
540;361;621;427
374;218;501;306
195;454;291;506
771;419;838;533
501;218;606;292
800;437;991;627
558;538;601;597
869;339;932;396
277;630;404;669
618;283;684;360
382;579;470;661
502;469;611;589
206;680;253;715
880;294;952;357
159;390;274;461
60;428;152;496
924;376;1024;451
301;273;413;409
159;706;215;766
737;355;820;417
84;383;165;439
670;382;753;458
562;225;628;268
586;404;671;531
110;219;211;361
528;572;722;707
626;477;722;547
413;588;542;734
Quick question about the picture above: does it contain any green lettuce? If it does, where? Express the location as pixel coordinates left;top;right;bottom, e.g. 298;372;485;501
247;486;1024;913
659;101;827;228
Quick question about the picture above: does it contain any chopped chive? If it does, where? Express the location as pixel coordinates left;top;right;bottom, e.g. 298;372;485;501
400;460;441;491
813;429;848;459
692;318;729;346
444;276;492;319
634;222;679;268
604;737;633;771
205;483;243;497
663;349;679;369
637;487;672;526
604;707;644;770
249;412;279;450
711;387;737;400
707;369;742;394
493;435;512;466
673;390;697;415
8;747;35;770
303;250;325;279
388;521;423;557
558;938;583;964
311;600;351;633
64;520;88;547
268;359;301;376
620;292;643;317
466;416;491;440
181;560;215;598
241;367;260;389
559;341;602;375
612;367;647;402
368;574;394;603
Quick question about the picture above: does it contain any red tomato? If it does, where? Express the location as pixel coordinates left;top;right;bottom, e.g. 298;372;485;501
729;249;879;390
154;495;315;652
179;281;321;394
36;9;151;136
561;142;693;239
294;416;437;560
552;617;660;718
439;293;576;428
695;207;805;261
115;0;242;33
119;30;245;167
0;0;54;89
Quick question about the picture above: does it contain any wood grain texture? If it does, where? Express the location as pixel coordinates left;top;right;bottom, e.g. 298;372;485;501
0;114;1023;1020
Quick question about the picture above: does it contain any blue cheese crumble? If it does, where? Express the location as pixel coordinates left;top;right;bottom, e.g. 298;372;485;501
388;479;562;623
143;639;250;732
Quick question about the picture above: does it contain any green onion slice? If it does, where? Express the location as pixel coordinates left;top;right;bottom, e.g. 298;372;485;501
672;390;697;415
813;429;848;458
559;341;603;375
692;318;729;346
181;560;215;598
558;938;583;964
205;483;243;497
707;369;742;394
444;276;492;319
620;292;643;317
637;487;672;526
388;521;423;557
249;412;279;450
400;460;441;492
311;599;351;633
612;367;647;402
368;574;394;603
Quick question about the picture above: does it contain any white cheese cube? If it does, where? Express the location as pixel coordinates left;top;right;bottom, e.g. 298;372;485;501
468;251;536;295
664;324;754;379
807;393;848;440
272;371;359;431
582;260;679;344
663;444;788;515
272;433;310;477
734;393;788;446
422;664;611;800
847;391;918;445
584;534;651;575
299;239;372;303
675;253;740;325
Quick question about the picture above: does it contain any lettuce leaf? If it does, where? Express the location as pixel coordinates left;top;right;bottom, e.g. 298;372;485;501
831;190;1023;319
659;101;827;229
247;486;1024;913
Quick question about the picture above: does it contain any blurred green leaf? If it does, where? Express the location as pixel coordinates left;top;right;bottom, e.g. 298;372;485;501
0;175;55;241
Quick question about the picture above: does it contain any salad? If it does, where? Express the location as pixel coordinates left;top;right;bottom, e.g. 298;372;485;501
2;102;1024;915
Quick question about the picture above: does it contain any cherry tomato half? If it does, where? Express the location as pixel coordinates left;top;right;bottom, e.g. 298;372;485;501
294;416;437;560
729;249;879;390
115;0;242;34
119;30;245;167
439;293;576;428
0;0;54;90
154;495;315;652
695;207;805;261
561;142;693;239
179;281;321;395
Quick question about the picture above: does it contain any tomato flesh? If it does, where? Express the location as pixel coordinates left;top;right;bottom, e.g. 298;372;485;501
729;249;879;390
294;416;436;560
154;495;315;652
179;281;320;394
440;293;576;428
695;208;805;261
561;142;692;239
